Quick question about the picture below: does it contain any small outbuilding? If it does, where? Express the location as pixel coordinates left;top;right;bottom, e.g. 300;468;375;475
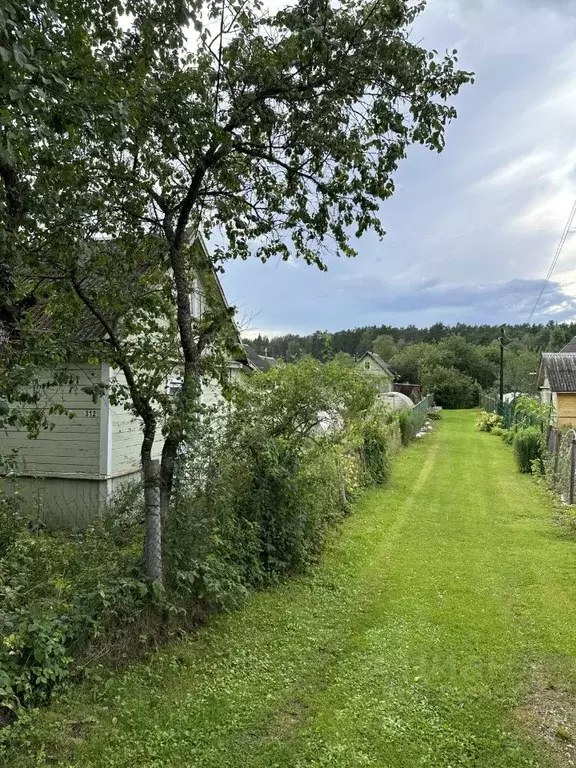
538;343;576;426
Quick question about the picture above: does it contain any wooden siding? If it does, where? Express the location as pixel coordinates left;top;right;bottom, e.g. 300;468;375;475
108;371;163;476
556;393;576;427
1;364;102;477
357;358;393;392
1;475;106;527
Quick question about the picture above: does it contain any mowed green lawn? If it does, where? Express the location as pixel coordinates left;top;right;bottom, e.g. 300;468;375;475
7;410;576;767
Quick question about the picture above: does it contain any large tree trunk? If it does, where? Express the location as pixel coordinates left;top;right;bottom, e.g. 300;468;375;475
143;457;163;583
141;415;163;584
160;436;179;521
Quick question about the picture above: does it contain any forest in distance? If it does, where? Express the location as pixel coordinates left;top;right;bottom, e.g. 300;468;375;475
245;321;576;409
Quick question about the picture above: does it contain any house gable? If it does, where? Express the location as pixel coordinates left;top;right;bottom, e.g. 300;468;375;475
540;353;576;393
357;351;393;377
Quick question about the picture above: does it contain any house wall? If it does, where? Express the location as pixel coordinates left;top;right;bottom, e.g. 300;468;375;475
1;475;109;527
0;363;102;478
108;370;163;476
357;358;393;392
1;473;142;528
556;393;576;427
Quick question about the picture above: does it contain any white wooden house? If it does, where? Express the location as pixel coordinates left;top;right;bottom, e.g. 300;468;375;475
356;351;394;392
0;236;253;525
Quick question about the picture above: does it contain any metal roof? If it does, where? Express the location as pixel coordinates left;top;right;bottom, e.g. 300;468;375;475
244;345;277;372
540;353;576;392
560;336;576;353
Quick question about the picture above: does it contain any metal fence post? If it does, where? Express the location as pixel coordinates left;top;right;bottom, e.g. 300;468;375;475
570;435;576;505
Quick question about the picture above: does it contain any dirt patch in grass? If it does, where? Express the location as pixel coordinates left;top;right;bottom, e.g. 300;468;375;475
266;699;310;741
514;662;576;766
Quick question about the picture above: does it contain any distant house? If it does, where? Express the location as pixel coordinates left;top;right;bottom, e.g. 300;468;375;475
0;235;254;525
244;346;278;373
538;337;576;426
356;351;393;392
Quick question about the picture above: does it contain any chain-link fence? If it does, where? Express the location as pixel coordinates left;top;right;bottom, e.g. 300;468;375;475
480;394;545;430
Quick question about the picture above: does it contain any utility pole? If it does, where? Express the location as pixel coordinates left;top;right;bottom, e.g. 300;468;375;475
499;326;505;406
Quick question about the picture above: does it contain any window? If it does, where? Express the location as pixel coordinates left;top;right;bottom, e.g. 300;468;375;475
364;361;370;370
166;374;184;397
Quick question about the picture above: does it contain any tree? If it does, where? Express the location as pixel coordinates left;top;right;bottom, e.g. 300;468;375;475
389;343;430;382
372;334;396;362
1;0;472;579
503;349;540;395
437;336;496;390
420;366;479;409
333;351;355;368
355;329;374;357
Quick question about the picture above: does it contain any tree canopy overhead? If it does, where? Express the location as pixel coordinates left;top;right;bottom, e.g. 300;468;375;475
1;0;472;577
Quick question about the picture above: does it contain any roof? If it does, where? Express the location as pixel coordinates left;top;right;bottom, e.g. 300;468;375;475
539;353;576;392
560;336;576;353
244;345;277;372
2;233;250;367
357;351;393;377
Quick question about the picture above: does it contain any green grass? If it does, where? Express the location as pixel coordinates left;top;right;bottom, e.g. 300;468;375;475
5;410;576;767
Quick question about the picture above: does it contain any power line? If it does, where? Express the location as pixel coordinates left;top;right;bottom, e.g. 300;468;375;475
528;197;576;323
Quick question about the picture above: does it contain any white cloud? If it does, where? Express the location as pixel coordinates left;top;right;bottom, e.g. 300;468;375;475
477;150;553;190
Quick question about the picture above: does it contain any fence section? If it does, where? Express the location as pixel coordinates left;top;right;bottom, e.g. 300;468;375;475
480;394;544;430
481;396;576;505
546;426;576;504
412;394;434;434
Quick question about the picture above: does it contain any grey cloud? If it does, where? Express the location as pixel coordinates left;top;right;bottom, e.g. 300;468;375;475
337;276;576;322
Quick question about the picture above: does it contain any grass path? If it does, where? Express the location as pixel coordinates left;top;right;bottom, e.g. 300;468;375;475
7;410;576;767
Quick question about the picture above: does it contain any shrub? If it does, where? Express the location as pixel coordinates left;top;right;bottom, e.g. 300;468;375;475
428;409;442;421
0;358;404;732
167;361;402;602
501;429;514;445
476;412;503;433
0;493;147;715
513;427;543;474
396;409;414;445
420;366;480;409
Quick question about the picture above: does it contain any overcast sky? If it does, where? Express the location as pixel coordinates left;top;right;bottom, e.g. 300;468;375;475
221;0;576;337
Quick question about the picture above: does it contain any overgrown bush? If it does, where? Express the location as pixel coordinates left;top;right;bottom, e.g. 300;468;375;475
513;427;544;474
1;358;404;731
476;412;503;433
420;365;480;409
166;360;399;601
500;429;514;445
0;487;147;717
396;409;414;445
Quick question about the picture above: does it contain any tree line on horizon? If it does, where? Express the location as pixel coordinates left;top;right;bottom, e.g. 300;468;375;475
244;321;576;408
